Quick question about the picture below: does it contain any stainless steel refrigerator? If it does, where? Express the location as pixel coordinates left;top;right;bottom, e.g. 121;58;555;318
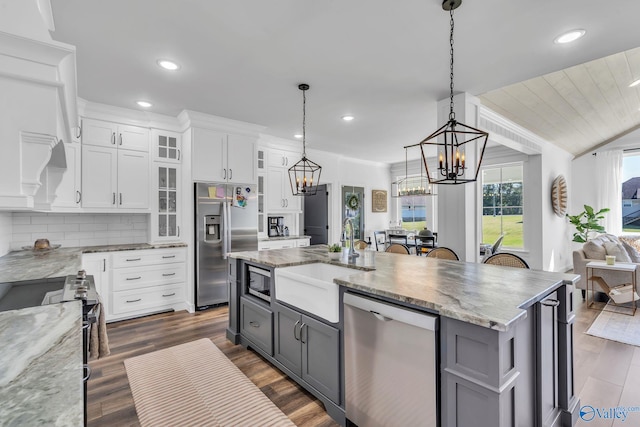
195;182;257;309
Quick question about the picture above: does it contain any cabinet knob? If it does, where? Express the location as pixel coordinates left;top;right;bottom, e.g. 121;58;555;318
83;364;92;382
119;193;123;205
112;193;116;205
177;149;181;160
541;299;560;307
162;293;176;297
76;191;82;204
229;169;232;180
111;132;116;145
126;298;142;303
249;321;260;328
119;133;123;145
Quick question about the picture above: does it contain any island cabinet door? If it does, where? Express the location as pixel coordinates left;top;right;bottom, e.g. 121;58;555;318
537;291;560;427
274;303;303;374
300;315;340;404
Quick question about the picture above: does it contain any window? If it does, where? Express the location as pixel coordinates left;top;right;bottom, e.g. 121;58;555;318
401;195;427;231
622;152;640;233
481;164;524;249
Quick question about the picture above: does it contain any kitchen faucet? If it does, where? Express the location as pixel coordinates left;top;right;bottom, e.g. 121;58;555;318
341;217;359;259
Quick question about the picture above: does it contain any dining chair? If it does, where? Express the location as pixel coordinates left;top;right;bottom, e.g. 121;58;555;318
373;231;387;251
354;240;368;250
425;247;459;260
385;243;411;254
483;253;529;269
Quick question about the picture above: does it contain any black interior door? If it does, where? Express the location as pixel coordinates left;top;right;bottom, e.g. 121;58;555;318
304;184;328;245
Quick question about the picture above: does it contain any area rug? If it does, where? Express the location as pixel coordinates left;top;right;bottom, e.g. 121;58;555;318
124;338;295;427
585;304;640;347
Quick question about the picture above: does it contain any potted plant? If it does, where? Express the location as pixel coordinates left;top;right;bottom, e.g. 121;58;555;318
328;243;342;260
566;204;610;243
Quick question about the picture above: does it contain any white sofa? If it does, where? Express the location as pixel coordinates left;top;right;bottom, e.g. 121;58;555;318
572;234;640;297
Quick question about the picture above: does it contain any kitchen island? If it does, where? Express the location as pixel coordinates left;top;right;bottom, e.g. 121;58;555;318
227;246;580;427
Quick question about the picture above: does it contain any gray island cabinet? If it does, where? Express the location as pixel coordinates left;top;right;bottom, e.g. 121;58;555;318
226;247;580;427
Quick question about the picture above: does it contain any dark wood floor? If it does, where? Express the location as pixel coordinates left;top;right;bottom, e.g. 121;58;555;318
88;292;640;427
87;307;338;427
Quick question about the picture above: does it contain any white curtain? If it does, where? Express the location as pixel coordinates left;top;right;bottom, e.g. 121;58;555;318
596;150;623;236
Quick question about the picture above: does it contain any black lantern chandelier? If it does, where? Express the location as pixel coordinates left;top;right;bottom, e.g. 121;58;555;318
416;0;488;185
288;83;322;196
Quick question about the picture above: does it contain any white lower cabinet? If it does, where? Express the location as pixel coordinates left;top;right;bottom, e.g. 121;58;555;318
258;238;311;251
82;247;186;322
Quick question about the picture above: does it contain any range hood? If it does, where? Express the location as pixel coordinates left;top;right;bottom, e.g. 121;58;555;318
0;0;78;209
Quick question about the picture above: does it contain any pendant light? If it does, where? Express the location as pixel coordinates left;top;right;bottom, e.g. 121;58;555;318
417;0;488;185
288;83;322;196
392;146;435;197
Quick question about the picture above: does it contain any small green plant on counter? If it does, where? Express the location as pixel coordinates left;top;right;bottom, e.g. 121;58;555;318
566;204;610;243
328;243;342;253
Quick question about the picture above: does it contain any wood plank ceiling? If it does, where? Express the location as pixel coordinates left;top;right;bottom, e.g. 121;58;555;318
479;47;640;157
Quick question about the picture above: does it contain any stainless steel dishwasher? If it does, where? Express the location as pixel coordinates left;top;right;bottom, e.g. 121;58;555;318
344;292;438;427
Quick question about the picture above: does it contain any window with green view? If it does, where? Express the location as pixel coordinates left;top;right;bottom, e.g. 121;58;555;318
481;164;524;249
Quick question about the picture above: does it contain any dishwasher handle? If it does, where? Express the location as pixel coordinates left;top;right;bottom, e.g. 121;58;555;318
344;292;437;331
370;311;393;322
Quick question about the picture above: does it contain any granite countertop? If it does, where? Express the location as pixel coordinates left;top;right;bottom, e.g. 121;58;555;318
258;235;311;242
0;242;187;283
0;301;83;425
229;246;579;331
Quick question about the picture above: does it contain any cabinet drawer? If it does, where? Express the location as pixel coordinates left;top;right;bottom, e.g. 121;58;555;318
240;296;273;355
112;264;186;291
296;239;310;247
112;284;183;315
112;248;186;268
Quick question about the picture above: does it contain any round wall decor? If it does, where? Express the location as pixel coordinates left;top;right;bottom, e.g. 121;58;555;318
551;175;568;217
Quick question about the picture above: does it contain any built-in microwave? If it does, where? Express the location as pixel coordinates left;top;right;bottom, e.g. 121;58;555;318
246;265;271;302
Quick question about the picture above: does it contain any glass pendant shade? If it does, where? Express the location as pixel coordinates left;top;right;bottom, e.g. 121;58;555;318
288;156;322;196
288;83;322;196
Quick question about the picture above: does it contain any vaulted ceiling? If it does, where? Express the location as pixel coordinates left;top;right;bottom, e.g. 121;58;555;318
479;47;640;158
49;0;640;163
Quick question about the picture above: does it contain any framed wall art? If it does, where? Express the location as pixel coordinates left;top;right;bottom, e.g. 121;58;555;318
372;189;387;213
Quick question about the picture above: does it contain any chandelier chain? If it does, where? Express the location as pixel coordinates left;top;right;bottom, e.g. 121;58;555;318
302;88;307;156
449;6;455;121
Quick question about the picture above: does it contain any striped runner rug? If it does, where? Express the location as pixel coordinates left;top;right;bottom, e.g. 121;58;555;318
124;338;295;426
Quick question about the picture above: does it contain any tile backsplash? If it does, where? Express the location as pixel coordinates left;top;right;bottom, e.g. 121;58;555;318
10;213;148;250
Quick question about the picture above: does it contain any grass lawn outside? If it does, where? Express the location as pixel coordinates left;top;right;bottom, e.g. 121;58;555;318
482;215;523;248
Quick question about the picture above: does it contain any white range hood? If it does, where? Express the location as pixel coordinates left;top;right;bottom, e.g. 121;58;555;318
0;0;78;209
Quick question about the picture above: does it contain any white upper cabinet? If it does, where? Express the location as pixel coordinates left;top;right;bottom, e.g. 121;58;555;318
192;128;225;182
52;141;82;208
192;127;256;184
226;134;255;184
81;118;150;211
81;145;118;209
83;118;149;152
117;150;150;209
152;129;181;163
266;147;301;212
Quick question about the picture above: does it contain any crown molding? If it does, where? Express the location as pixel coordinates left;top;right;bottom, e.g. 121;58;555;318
178;110;265;137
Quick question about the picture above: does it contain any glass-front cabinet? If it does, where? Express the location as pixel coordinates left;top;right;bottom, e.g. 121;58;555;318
152;129;181;163
156;164;180;240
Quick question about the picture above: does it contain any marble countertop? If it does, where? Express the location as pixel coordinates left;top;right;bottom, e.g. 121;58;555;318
0;301;83;425
259;235;311;242
230;246;579;331
0;242;187;283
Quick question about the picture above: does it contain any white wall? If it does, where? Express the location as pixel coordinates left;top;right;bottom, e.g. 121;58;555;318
0;213;13;256
10;213;148;250
570;154;598;217
305;148;391;244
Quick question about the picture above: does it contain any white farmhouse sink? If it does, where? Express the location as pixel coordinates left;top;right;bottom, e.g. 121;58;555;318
274;263;357;323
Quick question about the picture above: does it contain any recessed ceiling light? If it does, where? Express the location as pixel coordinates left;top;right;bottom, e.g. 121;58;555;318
294;134;303;139
157;59;180;71
136;101;152;108
554;29;586;44
342;115;355;121
630;78;640;88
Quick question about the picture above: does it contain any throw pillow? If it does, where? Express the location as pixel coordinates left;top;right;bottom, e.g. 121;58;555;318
621;239;640;263
583;240;606;260
603;241;632;263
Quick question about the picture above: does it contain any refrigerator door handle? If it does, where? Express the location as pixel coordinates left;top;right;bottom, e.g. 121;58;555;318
222;201;229;259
